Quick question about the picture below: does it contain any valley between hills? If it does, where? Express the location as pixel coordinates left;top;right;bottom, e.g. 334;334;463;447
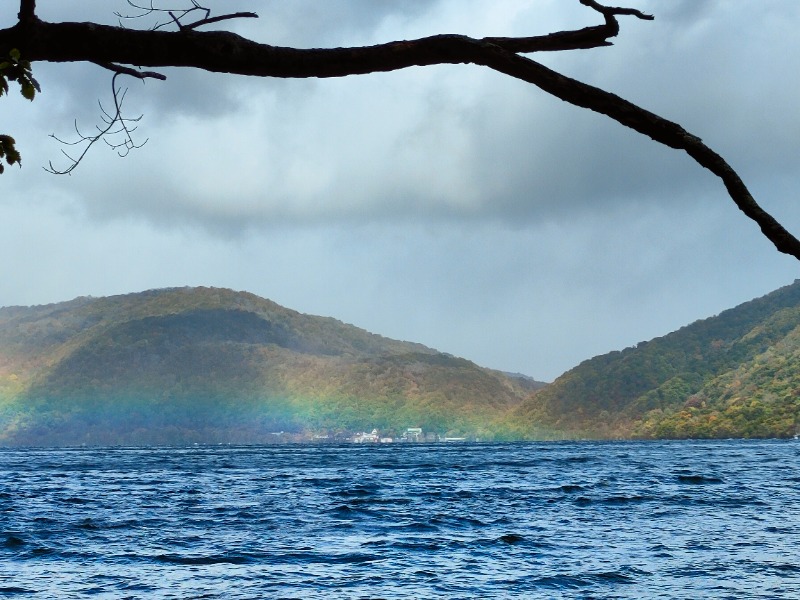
1;282;799;446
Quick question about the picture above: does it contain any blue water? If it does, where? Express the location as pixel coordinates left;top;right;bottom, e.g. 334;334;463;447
1;440;798;599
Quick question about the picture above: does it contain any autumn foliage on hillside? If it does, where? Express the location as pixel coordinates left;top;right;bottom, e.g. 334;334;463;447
511;281;800;439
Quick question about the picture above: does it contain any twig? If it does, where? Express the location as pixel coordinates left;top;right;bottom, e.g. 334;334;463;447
115;0;257;32
92;61;167;81
45;73;148;175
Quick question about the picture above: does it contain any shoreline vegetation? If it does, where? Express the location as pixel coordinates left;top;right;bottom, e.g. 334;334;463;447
1;283;799;446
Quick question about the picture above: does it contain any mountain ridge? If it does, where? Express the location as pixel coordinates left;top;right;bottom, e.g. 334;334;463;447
0;287;538;446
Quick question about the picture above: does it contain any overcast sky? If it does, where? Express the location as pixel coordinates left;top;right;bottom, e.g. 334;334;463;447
1;1;799;381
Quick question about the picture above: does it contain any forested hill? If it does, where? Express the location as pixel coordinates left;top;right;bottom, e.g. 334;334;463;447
510;280;800;439
0;287;539;446
4;282;799;445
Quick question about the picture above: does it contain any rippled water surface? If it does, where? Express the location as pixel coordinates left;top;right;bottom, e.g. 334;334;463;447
1;440;799;598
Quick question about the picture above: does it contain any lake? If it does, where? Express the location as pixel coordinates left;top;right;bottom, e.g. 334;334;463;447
1;440;798;598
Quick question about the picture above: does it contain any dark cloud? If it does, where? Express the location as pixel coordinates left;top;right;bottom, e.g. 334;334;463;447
23;1;800;229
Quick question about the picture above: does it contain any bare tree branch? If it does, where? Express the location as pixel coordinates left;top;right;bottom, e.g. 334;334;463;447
115;1;256;32
1;1;798;260
92;61;166;81
579;0;654;22
45;73;148;175
180;12;258;31
1;9;637;74
470;45;800;260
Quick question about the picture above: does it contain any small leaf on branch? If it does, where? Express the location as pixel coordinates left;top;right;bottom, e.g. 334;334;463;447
0;134;22;173
21;82;35;100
